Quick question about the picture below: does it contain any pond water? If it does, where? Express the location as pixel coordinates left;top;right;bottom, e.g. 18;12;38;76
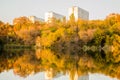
0;69;118;80
0;47;119;80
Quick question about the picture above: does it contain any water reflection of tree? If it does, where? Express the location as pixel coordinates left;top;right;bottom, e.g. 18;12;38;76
35;48;120;80
0;50;23;73
13;50;41;77
0;48;120;79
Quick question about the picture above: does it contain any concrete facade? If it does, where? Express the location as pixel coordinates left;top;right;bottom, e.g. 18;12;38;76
68;6;89;21
45;11;65;22
28;16;44;23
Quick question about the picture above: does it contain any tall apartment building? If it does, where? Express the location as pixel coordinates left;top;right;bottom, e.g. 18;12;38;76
68;6;89;21
45;11;65;23
28;16;44;23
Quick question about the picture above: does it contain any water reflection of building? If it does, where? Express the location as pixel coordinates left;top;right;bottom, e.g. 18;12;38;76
69;71;89;80
45;68;53;80
77;75;89;80
44;68;63;80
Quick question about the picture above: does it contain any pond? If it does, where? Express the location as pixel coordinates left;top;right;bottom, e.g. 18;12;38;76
0;47;119;80
0;70;118;80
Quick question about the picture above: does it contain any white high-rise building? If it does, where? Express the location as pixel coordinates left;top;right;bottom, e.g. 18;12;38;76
45;11;65;23
28;16;44;23
68;6;89;21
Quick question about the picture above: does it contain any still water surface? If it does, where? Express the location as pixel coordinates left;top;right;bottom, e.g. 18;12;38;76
0;48;119;80
0;70;118;80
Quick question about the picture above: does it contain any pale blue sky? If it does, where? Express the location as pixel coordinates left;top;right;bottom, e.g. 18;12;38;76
0;0;120;24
